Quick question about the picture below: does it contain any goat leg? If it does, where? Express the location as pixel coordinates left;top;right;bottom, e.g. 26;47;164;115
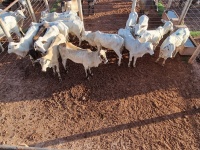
155;57;160;63
53;66;56;76
0;43;4;52
88;68;93;76
85;68;89;80
133;57;137;67
55;65;62;81
162;59;166;66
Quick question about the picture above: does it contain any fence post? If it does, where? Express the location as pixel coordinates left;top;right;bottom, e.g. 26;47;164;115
43;0;50;12
77;0;83;21
178;0;193;25
167;0;173;9
188;45;200;64
77;0;85;31
25;0;37;22
0;18;13;42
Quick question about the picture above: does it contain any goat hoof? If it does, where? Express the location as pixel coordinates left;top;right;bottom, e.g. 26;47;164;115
59;78;62;82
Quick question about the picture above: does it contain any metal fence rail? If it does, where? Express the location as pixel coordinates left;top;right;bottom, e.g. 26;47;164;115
0;144;60;150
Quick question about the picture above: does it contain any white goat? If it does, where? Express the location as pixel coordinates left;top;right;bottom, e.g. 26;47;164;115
82;30;125;66
118;28;154;67
36;34;66;81
34;25;60;54
156;27;190;66
81;31;96;47
42;20;69;40
138;19;174;50
92;31;124;66
134;15;149;37
0;9;26;52
126;0;138;31
0;16;23;52
40;12;84;46
8;22;40;57
58;42;108;79
0;9;26;29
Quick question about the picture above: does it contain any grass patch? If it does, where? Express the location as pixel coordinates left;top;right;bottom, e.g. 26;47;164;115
190;31;200;38
158;2;165;17
50;0;62;12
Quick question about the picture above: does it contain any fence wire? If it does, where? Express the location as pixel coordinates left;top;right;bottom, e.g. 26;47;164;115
162;0;200;31
30;0;48;22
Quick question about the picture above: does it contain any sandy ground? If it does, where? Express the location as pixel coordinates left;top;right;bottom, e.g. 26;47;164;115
0;0;200;149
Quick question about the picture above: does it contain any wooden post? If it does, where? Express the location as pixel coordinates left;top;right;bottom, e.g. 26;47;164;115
43;0;50;12
178;0;193;25
188;45;200;64
0;18;13;42
167;0;173;9
25;0;37;22
77;0;85;31
77;0;83;21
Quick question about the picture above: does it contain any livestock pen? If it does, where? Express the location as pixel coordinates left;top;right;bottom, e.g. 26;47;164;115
0;0;200;149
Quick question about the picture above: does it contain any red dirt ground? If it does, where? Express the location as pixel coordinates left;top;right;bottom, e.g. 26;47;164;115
0;0;200;149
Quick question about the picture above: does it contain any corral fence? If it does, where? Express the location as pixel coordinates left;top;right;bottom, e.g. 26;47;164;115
0;0;49;52
161;0;200;31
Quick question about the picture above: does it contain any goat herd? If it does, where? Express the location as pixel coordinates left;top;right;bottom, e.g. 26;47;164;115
1;0;190;81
